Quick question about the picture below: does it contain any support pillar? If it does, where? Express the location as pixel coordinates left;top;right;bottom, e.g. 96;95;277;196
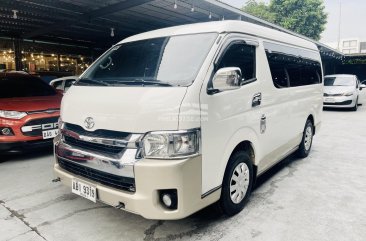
13;38;22;71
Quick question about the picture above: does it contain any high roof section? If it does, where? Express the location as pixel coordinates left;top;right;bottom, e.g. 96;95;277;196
0;0;341;58
121;20;317;52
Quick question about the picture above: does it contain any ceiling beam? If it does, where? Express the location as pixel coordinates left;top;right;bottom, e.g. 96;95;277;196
23;0;153;38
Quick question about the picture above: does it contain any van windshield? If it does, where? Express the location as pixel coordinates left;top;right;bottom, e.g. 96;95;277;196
77;33;218;87
324;76;355;86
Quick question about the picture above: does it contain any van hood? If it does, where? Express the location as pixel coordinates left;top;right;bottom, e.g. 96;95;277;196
61;86;187;133
324;86;355;94
0;94;62;112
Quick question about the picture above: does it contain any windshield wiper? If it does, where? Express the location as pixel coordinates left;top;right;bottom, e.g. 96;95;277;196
108;79;174;87
77;78;110;86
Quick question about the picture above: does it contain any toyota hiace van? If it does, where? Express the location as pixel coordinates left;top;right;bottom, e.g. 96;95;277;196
54;21;323;219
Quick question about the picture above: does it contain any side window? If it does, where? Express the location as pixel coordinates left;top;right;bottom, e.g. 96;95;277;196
217;42;256;83
266;53;289;88
264;42;322;88
288;59;321;87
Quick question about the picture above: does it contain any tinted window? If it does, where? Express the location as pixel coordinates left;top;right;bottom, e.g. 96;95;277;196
79;33;218;87
266;56;289;88
217;42;256;82
264;42;322;88
324;76;355;86
0;75;56;98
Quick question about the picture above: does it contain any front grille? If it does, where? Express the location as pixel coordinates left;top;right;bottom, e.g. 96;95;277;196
65;123;130;139
324;100;353;105
58;157;135;192
22;116;59;137
64;135;124;155
324;93;343;97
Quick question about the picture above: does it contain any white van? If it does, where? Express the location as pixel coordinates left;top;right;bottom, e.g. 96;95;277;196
54;21;323;220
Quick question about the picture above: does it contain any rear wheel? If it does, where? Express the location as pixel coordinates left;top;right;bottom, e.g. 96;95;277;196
217;151;253;216
351;98;358;111
296;119;314;158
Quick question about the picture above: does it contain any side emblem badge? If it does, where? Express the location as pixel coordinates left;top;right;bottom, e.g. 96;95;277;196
260;115;266;134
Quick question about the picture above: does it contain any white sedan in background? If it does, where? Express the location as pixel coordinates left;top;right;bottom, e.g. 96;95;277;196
323;74;366;111
50;76;78;93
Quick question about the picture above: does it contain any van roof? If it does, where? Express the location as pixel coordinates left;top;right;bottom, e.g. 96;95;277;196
120;20;318;51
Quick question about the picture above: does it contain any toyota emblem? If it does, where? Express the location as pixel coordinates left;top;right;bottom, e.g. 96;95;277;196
84;117;95;129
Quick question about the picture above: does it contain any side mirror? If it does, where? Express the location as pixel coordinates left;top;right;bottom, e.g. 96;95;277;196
360;84;366;90
209;67;242;94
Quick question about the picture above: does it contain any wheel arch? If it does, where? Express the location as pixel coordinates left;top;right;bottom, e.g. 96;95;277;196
218;128;260;190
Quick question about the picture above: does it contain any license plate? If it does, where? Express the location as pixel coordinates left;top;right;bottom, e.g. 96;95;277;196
325;97;335;103
42;129;59;139
72;179;97;203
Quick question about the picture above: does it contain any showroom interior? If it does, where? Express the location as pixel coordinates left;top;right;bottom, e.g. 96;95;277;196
2;0;363;79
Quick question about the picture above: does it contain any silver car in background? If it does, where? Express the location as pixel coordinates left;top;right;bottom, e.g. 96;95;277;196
323;74;366;111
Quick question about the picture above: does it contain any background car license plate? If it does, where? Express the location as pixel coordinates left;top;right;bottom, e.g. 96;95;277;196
72;179;97;203
42;129;59;139
325;97;335;103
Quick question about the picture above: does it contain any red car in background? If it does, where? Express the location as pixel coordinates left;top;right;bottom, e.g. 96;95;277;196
0;72;62;153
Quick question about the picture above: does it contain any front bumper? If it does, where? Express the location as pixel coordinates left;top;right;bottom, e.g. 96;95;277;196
53;135;220;220
54;155;220;220
0;113;60;150
323;95;356;108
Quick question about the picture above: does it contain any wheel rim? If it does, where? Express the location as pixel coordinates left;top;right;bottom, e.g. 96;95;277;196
304;125;313;151
230;162;250;204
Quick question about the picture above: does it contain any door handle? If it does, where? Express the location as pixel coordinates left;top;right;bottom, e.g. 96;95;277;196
252;93;262;107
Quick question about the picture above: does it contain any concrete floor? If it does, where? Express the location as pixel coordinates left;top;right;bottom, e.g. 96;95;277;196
1;107;366;241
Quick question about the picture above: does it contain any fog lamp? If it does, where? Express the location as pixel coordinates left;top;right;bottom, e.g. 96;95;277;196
0;127;14;136
159;189;178;210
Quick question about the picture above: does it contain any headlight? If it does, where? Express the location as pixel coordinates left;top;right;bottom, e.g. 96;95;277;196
0;110;27;119
141;129;200;159
343;92;353;96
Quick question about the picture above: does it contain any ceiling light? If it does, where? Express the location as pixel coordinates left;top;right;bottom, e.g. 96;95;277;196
209;12;212;19
191;4;195;12
12;10;18;19
174;0;177;9
110;28;115;37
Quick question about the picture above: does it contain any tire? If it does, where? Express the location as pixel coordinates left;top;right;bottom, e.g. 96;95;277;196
296;119;314;158
351;98;358;111
216;151;253;216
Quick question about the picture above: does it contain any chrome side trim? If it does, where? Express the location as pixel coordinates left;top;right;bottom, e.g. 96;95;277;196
201;185;222;199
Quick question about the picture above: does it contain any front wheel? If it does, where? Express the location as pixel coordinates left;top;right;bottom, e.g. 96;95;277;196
296;119;314;158
217;151;253;216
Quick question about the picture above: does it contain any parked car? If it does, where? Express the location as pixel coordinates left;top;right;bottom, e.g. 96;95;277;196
50;76;78;93
323;74;366;111
54;20;323;219
0;72;62;153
